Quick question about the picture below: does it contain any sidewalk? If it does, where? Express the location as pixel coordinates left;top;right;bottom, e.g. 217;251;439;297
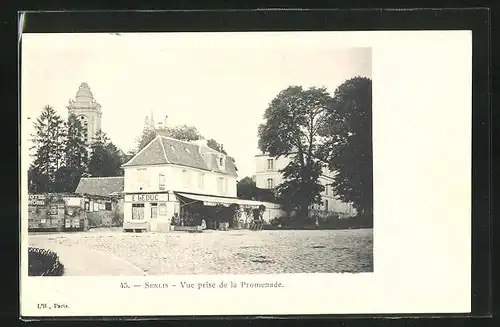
33;244;146;276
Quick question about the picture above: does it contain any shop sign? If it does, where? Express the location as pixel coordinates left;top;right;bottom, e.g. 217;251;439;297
126;193;168;203
28;194;47;206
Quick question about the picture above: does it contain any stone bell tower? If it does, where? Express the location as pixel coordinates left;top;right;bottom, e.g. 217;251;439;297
67;82;102;144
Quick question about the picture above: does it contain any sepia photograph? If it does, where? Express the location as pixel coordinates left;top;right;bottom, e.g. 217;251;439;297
19;24;475;317
23;33;373;277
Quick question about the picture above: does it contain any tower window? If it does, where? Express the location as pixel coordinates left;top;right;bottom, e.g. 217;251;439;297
267;159;274;170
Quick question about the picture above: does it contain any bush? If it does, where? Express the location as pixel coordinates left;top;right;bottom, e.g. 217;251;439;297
112;212;123;227
28;247;64;276
87;214;102;228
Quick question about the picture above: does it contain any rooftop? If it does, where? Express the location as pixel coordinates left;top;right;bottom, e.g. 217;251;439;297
75;176;124;197
122;136;238;177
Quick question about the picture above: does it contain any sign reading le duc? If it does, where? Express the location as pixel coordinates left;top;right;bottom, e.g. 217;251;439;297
132;194;160;202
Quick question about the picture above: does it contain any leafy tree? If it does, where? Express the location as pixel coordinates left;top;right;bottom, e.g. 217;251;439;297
88;131;124;177
135;128;157;153
321;76;372;219
207;138;227;154
163;124;203;142
53;166;83;193
136;124;204;152
29;105;66;192
54;114;89;192
258;86;331;218
237;176;276;202
28;167;50;193
237;176;257;200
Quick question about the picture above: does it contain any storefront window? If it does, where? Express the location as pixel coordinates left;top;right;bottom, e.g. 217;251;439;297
151;203;158;218
132;203;145;220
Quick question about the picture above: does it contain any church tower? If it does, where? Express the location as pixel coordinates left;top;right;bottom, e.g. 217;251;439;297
67;82;102;144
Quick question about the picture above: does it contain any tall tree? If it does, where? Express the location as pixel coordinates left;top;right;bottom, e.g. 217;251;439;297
54;114;89;192
164;124;203;142
88;131;124;177
29;105;66;192
258;86;331;218
237;176;276;202
135;124;204;153
135;128;157;153
207;138;227;154
321;76;372;219
237;176;257;200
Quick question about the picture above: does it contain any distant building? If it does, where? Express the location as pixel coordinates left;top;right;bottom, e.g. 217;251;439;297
255;152;356;217
143;110;169;136
67;82;102;144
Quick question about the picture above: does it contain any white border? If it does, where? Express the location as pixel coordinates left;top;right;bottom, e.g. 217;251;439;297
20;31;472;316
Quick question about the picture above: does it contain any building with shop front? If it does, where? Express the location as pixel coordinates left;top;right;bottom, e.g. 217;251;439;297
255;152;356;217
121;135;284;232
74;176;125;227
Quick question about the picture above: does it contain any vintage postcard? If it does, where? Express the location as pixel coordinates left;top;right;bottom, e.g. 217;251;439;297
20;31;471;317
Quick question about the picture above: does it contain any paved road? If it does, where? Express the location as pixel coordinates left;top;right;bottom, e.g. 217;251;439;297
28;228;373;276
29;235;145;276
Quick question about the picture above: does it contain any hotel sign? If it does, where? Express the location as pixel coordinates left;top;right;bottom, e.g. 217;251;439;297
28;194;47;206
125;193;168;203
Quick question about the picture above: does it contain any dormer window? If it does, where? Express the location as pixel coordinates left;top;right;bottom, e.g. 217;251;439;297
218;155;225;169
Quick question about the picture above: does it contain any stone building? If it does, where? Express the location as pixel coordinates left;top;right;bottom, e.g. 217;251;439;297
121;136;283;232
67;82;102;144
255;152;356;217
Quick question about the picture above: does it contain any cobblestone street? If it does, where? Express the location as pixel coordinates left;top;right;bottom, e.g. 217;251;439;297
28;228;373;276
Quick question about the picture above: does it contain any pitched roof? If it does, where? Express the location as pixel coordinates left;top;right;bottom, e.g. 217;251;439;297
160;137;207;170
122;136;238;177
124;138;168;166
75;176;124;197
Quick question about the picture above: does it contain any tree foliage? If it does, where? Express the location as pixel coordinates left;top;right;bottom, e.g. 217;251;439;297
53;114;90;192
237;176;276;202
135;124;204;153
164;124;203;142
88;131;124;177
258;86;331;217
206;138;227;154
29;105;66;192
135;128;157;153
29;106;128;193
321;76;372;218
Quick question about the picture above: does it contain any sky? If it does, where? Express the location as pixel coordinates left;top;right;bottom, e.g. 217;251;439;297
21;32;371;179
